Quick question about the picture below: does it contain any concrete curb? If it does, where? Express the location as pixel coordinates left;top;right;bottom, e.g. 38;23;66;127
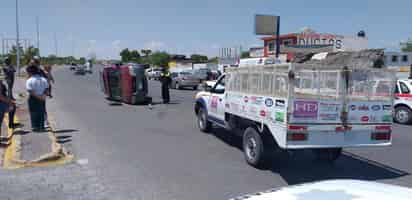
2;94;74;169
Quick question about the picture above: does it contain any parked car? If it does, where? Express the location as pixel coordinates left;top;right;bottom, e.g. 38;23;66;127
70;63;77;70
74;64;86;75
170;71;200;90
147;68;162;80
394;79;412;124
193;68;211;81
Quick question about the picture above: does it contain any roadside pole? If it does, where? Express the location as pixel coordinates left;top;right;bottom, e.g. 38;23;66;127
15;0;21;75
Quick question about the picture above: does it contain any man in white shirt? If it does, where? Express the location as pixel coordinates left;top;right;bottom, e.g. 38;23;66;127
26;65;49;132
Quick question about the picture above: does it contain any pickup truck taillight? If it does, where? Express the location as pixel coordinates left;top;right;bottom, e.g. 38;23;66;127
287;125;308;141
371;125;391;141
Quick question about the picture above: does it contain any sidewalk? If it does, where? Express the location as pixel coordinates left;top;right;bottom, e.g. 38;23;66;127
0;77;73;169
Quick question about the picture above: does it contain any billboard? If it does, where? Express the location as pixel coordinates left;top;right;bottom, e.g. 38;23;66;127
255;15;279;35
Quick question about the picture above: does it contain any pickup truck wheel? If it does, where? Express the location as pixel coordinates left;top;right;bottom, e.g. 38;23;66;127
198;107;211;132
193;86;198;90
313;148;342;162
394;106;412;124
243;127;266;168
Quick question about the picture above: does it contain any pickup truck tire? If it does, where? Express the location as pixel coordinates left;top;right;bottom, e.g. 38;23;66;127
193;86;198;90
394;106;412;124
243;127;267;168
313;148;342;162
197;107;211;132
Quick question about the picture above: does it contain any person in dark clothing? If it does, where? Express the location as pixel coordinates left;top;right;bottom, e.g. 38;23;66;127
159;68;171;104
3;58;17;128
0;80;15;133
26;65;49;132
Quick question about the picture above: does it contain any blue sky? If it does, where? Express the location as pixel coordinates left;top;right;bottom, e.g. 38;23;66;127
1;0;411;59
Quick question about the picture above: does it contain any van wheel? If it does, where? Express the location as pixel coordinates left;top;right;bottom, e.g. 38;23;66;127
197;107;211;132
394;106;412;124
313;148;342;162
243;127;267;168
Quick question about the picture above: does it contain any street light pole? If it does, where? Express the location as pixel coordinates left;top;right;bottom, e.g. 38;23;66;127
15;0;20;74
36;16;40;56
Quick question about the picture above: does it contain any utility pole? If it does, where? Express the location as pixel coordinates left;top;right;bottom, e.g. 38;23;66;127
36;16;40;56
54;32;58;56
15;0;21;74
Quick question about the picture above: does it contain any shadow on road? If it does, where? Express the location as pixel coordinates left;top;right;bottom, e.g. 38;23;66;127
56;135;73;144
210;127;409;185
53;129;78;134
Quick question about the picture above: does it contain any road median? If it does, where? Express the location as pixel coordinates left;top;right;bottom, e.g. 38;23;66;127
1;77;73;169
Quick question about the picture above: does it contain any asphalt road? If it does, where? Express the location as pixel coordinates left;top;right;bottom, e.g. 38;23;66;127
1;65;412;200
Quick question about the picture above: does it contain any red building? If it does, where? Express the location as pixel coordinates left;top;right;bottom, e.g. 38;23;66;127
260;28;361;59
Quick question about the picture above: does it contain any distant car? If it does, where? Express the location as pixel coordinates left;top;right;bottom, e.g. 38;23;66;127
74;65;86;75
147;68;162;80
70;63;77;70
170;71;200;90
193;68;211;81
229;180;412;200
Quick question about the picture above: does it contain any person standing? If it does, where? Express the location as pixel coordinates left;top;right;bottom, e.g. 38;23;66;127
43;65;55;98
25;65;49;132
159;68;171;104
3;57;17;128
0;79;16;134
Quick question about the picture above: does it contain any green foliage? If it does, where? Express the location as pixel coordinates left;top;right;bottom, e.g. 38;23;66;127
241;51;250;58
23;46;39;65
141;49;152;57
208;57;219;64
120;48;131;62
150;51;170;67
79;57;86;65
401;40;412;52
120;48;141;63
190;54;208;63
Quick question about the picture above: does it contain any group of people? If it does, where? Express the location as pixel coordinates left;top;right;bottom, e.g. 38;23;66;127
0;57;54;134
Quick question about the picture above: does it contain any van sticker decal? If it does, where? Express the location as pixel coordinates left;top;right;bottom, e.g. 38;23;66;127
275;99;285;108
265;98;274;107
371;105;381;111
275;112;284;122
382;105;391;110
293;100;318;119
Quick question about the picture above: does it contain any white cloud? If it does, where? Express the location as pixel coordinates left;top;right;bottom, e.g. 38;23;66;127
144;40;166;51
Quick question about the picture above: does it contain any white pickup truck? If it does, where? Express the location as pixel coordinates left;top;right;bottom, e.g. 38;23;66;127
194;63;396;167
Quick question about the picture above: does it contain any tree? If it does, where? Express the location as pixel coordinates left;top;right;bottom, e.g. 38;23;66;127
401;39;412;52
23;46;39;65
7;45;24;66
129;50;141;63
150;51;170;67
241;51;250;58
190;54;208;63
141;49;152;57
208;57;219;64
79;57;86;65
120;48;131;62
